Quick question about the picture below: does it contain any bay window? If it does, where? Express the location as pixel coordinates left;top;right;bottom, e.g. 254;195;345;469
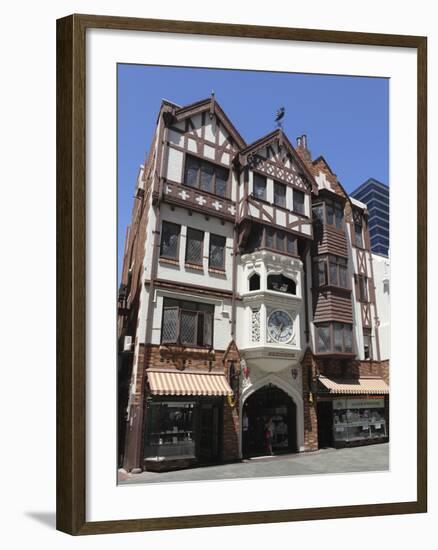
315;322;354;354
313;255;348;288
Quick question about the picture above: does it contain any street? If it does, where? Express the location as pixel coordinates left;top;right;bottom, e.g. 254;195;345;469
119;442;389;485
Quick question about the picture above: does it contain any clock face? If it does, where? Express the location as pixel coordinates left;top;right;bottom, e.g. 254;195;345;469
267;310;294;344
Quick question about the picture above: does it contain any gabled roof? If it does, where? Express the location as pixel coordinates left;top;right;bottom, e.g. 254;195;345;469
170;96;247;149
312;155;366;213
238;128;318;194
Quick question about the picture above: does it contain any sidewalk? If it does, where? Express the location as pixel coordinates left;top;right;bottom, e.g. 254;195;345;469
119;442;389;485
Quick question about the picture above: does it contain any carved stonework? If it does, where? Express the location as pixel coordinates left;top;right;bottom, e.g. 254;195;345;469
251;308;261;342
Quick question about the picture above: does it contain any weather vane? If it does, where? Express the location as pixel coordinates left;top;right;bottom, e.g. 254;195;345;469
275;106;285;128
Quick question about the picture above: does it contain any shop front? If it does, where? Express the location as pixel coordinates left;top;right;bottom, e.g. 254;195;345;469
316;375;389;448
143;370;233;471
242;384;297;457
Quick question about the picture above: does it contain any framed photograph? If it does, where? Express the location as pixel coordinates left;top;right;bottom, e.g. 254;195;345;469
56;14;427;535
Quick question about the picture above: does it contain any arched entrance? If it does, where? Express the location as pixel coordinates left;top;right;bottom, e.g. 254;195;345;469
242;384;297;457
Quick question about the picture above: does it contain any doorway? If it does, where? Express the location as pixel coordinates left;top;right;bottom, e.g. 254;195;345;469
242;384;297;457
317;400;333;448
198;400;221;464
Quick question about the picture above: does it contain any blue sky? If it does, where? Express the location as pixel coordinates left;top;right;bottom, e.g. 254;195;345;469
118;64;389;278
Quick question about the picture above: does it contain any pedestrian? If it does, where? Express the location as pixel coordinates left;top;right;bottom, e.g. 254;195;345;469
264;417;274;456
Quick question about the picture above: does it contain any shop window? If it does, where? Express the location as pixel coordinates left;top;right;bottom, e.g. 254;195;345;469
267;274;296;295
274;181;286;207
253;173;267;201
249;273;260;291
184;154;228;197
160;221;180;259
185;227;204;265
293;189;305;215
209;234;226;270
144;401;196;460
161;298;214;348
333;398;387;443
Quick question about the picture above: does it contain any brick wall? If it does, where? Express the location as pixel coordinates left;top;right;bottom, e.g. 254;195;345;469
301;350;319;451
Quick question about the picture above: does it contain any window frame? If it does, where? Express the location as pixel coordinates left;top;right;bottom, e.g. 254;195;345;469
160;221;181;260
183;153;230;198
185;227;204;266
312;199;344;229
363;328;373;360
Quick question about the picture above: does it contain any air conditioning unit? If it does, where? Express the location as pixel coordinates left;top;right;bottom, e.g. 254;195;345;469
123;335;134;353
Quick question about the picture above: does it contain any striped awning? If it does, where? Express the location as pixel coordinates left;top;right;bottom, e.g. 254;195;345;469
147;370;233;396
318;376;389;395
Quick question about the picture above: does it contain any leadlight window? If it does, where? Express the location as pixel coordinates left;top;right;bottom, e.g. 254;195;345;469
315;322;353;354
274;181;286;207
184;154;229;197
355;223;364;248
185;228;204;265
293;189;305;215
253;173;267;201
161;298;214;347
160;221;180;259
316;323;330;353
209;234;226;270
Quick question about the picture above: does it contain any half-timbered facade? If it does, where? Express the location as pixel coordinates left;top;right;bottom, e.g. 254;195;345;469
118;95;389;473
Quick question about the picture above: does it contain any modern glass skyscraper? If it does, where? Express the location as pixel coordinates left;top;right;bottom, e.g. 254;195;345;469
351;178;389;256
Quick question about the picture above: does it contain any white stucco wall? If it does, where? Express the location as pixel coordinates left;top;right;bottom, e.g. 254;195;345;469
372;253;390;360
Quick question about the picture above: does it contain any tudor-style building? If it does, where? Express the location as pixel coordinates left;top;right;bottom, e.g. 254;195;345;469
118;95;389;473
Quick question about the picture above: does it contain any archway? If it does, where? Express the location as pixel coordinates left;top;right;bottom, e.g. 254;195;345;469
242;384;297;457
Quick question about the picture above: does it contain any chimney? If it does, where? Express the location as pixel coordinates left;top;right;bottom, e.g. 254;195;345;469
296;134;311;162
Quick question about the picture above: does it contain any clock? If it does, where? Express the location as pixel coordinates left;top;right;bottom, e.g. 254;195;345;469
267;310;294;344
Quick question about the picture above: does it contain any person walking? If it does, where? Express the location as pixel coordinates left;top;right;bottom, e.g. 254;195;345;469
264;417;274;456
